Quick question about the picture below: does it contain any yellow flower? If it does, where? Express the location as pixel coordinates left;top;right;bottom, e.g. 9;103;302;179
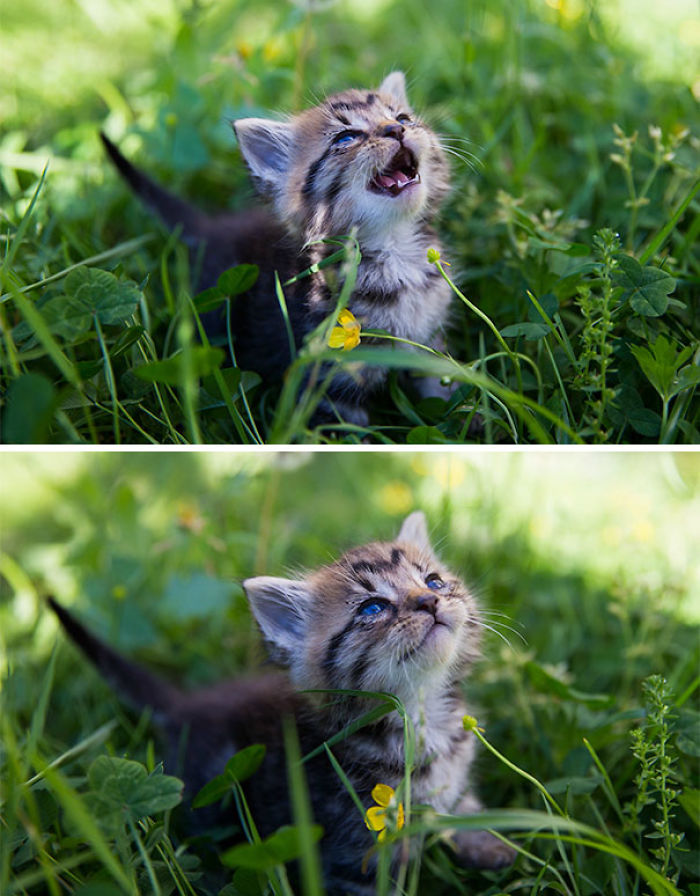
364;783;405;842
328;308;361;351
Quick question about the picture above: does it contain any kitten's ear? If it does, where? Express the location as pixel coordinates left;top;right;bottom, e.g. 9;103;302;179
233;118;294;196
397;511;434;554
379;71;409;108
244;576;311;662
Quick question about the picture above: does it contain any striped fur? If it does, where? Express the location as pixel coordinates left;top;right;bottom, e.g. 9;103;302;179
103;72;456;426
50;512;514;892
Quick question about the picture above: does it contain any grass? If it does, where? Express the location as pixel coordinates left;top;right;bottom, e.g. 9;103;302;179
1;0;698;443
1;451;699;894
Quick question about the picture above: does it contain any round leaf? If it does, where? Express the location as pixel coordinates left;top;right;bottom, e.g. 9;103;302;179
133;347;225;385
64;267;142;325
217;264;260;297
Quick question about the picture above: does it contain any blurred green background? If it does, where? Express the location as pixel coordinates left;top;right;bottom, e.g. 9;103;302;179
2;0;697;213
2;449;698;678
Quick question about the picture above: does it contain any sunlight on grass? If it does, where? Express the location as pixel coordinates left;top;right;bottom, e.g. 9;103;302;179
2;451;698;620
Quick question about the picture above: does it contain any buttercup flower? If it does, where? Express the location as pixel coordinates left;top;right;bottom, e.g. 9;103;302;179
328;308;361;351
364;783;405;842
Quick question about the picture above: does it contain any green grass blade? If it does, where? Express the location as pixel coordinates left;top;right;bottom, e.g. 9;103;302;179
283;718;325;896
640;178;700;264
0;163;48;278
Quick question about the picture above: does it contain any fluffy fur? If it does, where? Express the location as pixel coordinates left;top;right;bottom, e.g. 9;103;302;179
102;73;454;425
50;512;514;893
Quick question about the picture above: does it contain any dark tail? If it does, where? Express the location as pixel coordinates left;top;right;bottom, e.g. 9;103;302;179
48;597;179;716
100;132;206;237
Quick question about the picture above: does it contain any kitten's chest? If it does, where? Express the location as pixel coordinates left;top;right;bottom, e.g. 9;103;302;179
350;238;452;345
411;701;476;811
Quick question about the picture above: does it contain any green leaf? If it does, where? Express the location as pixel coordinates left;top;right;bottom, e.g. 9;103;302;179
133;346;225;385
609;384;661;437
525;662;613;707
545;774;604;795
670;362;700;399
87;757;183;831
226;744;267;781
2;373;56;443
111;325;146;358
220;824;324;870
161;573;241;621
527;292;559;323
630;336;694;401
217;264;260;296
613;255;675;317
407;425;448;444
39;295;93;340
501;322;550;340
64;267;142;325
193;285;226;313
678;788;700;826
192;744;267;809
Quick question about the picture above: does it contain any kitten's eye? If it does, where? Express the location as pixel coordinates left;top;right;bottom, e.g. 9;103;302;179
358;599;389;617
396;114;413;124
425;574;444;590
333;130;363;146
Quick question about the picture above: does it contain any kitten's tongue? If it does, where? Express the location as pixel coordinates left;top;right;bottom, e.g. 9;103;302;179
376;170;412;191
371;146;419;196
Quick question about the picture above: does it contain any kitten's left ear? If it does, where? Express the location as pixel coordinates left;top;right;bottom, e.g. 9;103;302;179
379;71;409;108
244;576;312;664
397;511;434;554
233;118;294;197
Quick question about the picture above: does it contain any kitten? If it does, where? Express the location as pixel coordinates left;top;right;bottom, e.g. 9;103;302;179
49;512;515;893
101;72;453;426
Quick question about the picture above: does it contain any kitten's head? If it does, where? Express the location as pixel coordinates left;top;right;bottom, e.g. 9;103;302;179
244;512;480;701
233;73;449;243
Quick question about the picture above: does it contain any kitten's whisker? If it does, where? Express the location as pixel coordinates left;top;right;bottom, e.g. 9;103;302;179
479;614;527;644
473;620;515;649
440;135;485;152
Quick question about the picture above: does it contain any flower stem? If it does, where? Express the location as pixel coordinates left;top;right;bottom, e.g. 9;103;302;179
469;722;565;817
431;255;523;393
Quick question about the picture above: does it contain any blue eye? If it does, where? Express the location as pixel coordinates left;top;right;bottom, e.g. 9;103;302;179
425;574;444;590
359;600;387;616
333;130;363;146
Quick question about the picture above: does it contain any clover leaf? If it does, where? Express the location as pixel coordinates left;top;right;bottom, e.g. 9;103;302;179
613;255;675;317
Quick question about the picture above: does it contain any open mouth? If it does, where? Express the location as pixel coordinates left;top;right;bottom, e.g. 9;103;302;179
369;146;420;197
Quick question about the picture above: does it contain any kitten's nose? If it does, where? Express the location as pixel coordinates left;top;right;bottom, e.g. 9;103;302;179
380;121;405;142
414;592;438;616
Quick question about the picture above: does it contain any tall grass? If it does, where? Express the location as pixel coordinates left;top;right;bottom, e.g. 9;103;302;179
1;452;698;893
1;0;697;443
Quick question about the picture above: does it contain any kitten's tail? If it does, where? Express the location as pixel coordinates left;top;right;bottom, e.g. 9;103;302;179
100;132;206;238
48;597;179;716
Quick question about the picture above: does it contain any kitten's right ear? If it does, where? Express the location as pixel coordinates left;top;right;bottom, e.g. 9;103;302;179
244;576;311;663
379;71;409;108
397;511;434;554
233;118;294;197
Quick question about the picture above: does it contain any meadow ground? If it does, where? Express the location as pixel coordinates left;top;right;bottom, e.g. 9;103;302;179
1;450;698;894
1;0;698;443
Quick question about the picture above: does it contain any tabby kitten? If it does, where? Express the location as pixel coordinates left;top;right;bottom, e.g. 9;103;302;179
49;512;514;893
102;72;453;425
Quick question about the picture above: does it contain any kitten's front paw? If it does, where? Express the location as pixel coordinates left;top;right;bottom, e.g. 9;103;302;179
452;829;516;870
